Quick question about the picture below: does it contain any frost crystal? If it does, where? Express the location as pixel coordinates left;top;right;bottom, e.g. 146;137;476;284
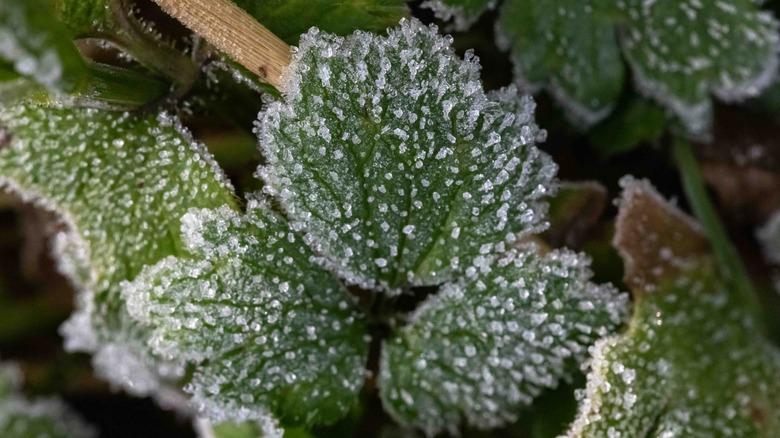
258;19;555;292
124;200;369;426
379;247;627;435
567;179;780;437
0;104;236;404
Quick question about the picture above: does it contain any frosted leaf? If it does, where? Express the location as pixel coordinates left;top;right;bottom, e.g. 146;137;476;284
567;179;780;437
0;360;95;438
430;0;779;135
758;209;780;265
421;0;498;31
259;20;555;292
496;0;624;127
0;103;237;403
0;0;88;93
379;247;628;435
618;0;780;135
124;201;369;426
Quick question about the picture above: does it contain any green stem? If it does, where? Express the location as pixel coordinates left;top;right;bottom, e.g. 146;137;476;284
672;138;762;321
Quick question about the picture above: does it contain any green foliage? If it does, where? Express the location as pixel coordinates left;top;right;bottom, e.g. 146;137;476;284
54;0;112;36
427;0;780;134
568;178;780;436
380;248;626;435
259;21;554;291
497;0;624;126
0;0;777;436
587;97;666;156
125;202;369;427
0;103;237;399
0;0;88;93
232;0;409;45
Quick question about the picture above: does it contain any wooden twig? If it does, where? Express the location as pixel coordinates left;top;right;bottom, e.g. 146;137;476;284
151;0;291;87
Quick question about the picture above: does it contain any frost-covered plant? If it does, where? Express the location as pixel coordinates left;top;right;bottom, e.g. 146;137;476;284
1;0;778;437
424;0;780;134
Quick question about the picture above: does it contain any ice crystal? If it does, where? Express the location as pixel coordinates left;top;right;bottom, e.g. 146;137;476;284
0;103;237;403
258;19;555;292
379;247;627;435
567;178;780;437
124;200;369;426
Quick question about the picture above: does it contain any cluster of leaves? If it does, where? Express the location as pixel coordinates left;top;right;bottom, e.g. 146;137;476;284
425;0;780;135
0;0;779;437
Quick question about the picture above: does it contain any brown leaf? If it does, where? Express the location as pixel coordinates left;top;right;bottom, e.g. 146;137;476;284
613;176;709;292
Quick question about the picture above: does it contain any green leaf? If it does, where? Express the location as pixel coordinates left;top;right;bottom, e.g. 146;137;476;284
54;0;112;37
421;0;497;30
0;103;237;400
73;62;170;109
618;0;779;135
587;96;667;157
124;201;369;427
427;0;779;135
232;0;409;45
567;177;780;436
0;361;95;438
0;0;88;93
258;20;556;292
379;247;627;435
496;0;625;127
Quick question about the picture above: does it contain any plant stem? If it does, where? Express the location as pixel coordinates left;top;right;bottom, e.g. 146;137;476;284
150;0;291;87
672;138;763;321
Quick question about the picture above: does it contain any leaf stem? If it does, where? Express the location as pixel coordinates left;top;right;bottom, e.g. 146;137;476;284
672;137;762;321
150;0;291;87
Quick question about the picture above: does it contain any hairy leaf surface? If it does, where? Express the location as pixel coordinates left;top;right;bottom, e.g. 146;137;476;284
259;20;555;292
567;178;780;437
0;103;237;400
125;202;369;426
379;248;627;434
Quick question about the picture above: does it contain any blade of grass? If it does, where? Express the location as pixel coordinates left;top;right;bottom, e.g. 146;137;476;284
672;137;763;323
